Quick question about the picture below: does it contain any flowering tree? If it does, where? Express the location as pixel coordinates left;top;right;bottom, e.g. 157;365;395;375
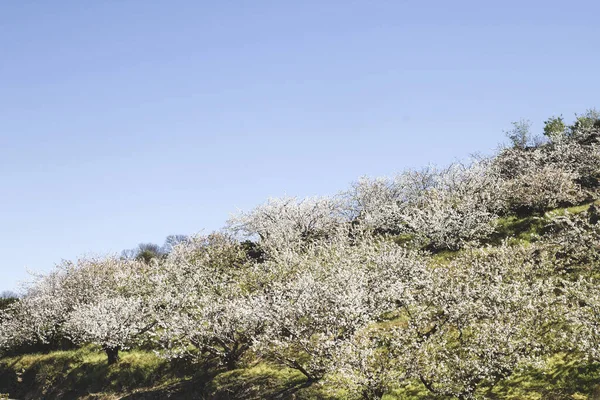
252;235;428;382
562;277;600;362
328;327;403;400
0;256;154;363
494;124;600;214
345;161;502;250
227;196;347;258
542;209;600;271
0;294;65;353
395;244;561;399
499;165;585;214
0;258;104;352
151;233;262;370
64;296;152;364
329;243;564;399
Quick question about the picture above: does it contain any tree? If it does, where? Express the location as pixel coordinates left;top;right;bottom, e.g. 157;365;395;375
252;235;428;382
328;327;403;400
505;119;534;149
64;295;153;364
151;233;261;370
499;165;584;214
393;244;561;399
228;196;347;260
326;242;568;400
57;256;156;364
543;115;567;143
563;277;600;362
345;161;503;250
0;291;19;316
135;243;164;263
0;256;154;363
161;234;189;253
541;209;600;271
121;242;166;262
571;108;600;137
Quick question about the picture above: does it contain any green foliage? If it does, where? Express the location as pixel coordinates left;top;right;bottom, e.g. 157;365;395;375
0;347;334;400
0;291;19;317
134;243;163;263
5;349;591;400
486;200;600;247
572;108;600;135
543;115;566;142
545;199;600;218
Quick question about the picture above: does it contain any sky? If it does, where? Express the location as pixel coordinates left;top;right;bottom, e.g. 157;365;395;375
1;0;599;292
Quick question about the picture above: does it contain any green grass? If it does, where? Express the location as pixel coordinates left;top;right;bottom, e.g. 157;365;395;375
545;199;600;218
487;200;600;246
487;353;600;400
4;347;599;400
208;362;329;399
379;353;600;400
488;215;547;245
0;346;190;399
0;347;330;400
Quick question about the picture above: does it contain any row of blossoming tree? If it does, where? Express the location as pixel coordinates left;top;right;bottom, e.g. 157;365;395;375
1;112;600;399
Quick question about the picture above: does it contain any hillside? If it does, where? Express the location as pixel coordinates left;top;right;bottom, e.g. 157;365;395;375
1;112;600;400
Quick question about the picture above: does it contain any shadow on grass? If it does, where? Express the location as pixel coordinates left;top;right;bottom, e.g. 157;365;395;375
118;361;321;400
0;348;321;400
0;349;207;400
486;354;600;400
486;215;547;246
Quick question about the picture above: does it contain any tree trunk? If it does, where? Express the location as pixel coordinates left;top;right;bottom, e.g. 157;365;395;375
220;341;250;371
362;387;385;400
105;347;120;365
288;359;319;383
224;352;238;371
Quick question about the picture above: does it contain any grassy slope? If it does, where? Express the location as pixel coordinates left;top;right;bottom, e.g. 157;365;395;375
2;347;599;399
2;201;600;400
0;346;329;400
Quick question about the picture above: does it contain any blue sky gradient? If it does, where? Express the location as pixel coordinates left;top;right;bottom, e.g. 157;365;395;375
1;1;599;292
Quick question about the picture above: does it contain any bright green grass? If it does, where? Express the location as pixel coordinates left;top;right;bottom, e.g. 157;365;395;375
488;200;600;246
546;199;600;218
0;346;184;399
487;353;600;400
0;347;328;399
208;362;326;399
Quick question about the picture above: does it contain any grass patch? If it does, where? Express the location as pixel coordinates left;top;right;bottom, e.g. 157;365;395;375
0;346;189;400
488;353;600;399
487;200;600;247
209;362;310;399
488;215;547;245
3;344;600;399
545;199;600;218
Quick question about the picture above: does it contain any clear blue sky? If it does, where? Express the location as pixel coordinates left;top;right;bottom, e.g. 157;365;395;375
1;1;599;292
